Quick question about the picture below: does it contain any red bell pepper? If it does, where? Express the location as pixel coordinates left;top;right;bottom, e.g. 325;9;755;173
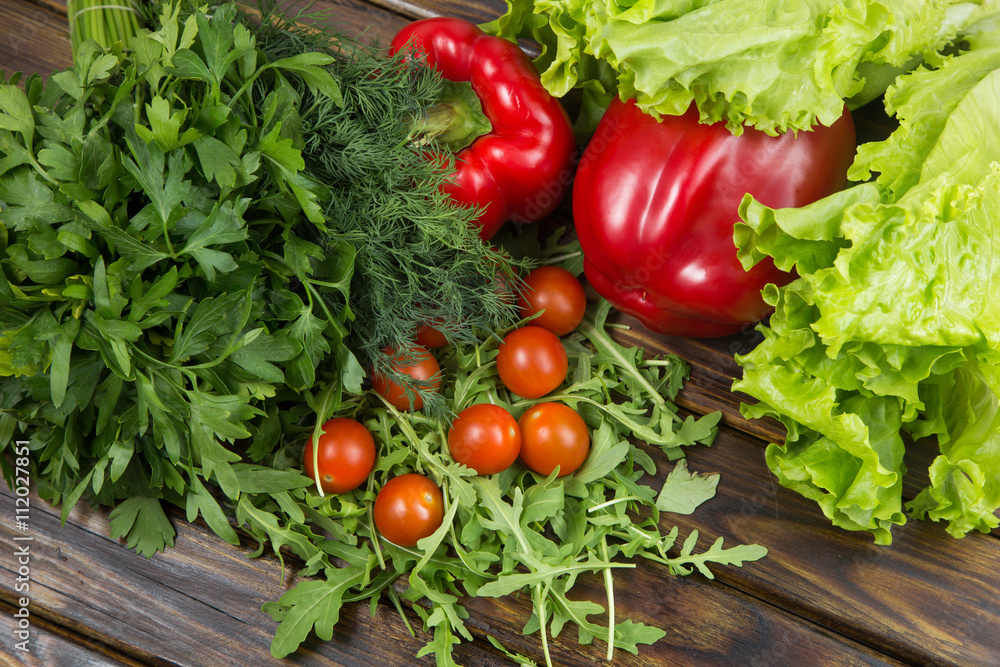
572;98;856;337
390;18;576;240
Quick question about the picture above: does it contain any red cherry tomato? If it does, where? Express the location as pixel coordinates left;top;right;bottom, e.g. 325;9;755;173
303;418;377;494
416;322;449;349
518;402;590;477
448;403;521;475
518;266;587;335
373;473;445;546
371;346;442;411
496;326;568;399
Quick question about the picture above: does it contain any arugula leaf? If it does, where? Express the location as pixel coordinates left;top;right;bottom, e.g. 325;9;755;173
267;572;368;659
186;474;240;546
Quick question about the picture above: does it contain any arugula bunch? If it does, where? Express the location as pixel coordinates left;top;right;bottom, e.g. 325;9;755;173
0;0;517;551
259;298;765;665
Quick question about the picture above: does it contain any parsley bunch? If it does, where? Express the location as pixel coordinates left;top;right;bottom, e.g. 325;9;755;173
0;0;517;551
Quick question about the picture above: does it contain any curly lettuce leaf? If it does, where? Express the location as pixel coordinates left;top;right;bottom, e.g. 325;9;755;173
734;31;1000;542
486;0;981;135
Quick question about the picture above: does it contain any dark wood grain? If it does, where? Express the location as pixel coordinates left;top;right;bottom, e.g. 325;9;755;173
0;485;528;666
666;427;1000;667
0;598;148;667
459;560;912;667
362;0;509;26
0;0;72;78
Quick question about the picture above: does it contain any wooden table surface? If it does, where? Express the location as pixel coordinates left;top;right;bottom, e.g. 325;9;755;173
2;1;1000;666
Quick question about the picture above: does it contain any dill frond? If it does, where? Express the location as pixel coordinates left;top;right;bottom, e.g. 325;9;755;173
241;0;526;410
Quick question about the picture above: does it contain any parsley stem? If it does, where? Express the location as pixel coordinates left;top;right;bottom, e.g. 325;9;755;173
304;280;343;334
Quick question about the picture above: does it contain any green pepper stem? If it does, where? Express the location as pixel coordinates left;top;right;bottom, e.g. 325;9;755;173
411;79;492;152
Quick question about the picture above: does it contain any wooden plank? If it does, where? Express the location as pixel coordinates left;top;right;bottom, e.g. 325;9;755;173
610;312;787;444
0;0;73;78
0;482;912;667
663;427;1000;667
459;563;912;667
0;598;147;667
0;485;532;666
362;0;509;26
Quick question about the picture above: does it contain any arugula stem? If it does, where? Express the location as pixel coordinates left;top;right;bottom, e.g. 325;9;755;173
534;583;552;667
385;588;417;637
309;383;341;498
540;251;583;265
373;394;453;483
588;495;643;513
512;392;681;429
600;537;615;662
578;317;665;406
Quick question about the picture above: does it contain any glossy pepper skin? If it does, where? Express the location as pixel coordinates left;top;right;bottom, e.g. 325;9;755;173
573;98;856;337
390;18;576;240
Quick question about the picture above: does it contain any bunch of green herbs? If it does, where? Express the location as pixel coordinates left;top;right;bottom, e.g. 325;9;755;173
0;0;518;552
0;1;767;662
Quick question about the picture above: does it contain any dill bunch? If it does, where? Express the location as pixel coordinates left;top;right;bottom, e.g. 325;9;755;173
244;0;525;408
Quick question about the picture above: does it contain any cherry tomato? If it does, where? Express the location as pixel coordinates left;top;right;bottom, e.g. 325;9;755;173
371;345;442;411
518;266;587;335
373;473;445;546
496;326;568;399
415;321;449;349
518;402;590;477
303;418;377;494
448;403;521;475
